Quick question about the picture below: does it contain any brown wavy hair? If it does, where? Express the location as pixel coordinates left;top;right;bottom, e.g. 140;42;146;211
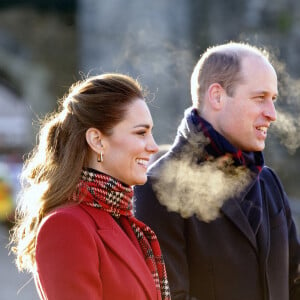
10;73;144;272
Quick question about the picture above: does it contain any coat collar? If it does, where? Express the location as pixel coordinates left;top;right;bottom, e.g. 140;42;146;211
221;196;258;250
220;173;270;254
80;204;157;299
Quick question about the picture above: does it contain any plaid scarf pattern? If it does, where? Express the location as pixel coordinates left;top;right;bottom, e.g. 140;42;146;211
73;169;171;300
181;108;264;234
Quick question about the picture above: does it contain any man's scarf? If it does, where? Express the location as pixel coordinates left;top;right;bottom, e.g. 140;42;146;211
73;169;171;300
176;107;264;234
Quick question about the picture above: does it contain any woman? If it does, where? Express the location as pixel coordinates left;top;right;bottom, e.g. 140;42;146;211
10;73;171;299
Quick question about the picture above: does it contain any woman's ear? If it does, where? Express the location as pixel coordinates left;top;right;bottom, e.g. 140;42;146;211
207;83;225;110
85;128;103;153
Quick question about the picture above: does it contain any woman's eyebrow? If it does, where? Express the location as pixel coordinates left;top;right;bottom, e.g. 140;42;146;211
133;124;151;129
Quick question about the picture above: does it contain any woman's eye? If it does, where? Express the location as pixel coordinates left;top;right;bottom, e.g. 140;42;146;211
137;131;146;136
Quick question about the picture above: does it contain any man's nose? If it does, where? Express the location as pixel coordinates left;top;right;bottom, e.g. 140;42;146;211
264;100;277;122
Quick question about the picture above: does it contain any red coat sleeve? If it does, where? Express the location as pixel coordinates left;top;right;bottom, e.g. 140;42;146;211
35;208;102;299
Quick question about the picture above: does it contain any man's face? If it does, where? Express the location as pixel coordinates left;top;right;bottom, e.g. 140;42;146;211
216;55;278;152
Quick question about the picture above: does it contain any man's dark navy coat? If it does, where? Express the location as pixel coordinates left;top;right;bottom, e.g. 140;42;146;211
135;158;300;300
135;109;300;300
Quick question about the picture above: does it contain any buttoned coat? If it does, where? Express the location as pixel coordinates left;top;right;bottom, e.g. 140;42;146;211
134;154;300;300
34;204;158;300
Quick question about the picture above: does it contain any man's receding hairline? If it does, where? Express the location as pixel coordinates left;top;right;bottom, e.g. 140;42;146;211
209;42;269;57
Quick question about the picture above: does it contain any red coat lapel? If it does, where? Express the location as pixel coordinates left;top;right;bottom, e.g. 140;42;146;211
80;205;157;299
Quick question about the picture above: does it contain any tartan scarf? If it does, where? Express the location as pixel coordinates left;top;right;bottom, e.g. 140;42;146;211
73;169;171;300
177;108;264;234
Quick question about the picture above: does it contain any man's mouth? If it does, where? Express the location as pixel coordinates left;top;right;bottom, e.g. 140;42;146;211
256;126;268;134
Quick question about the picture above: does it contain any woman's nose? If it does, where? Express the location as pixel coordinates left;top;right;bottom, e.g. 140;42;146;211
146;135;159;153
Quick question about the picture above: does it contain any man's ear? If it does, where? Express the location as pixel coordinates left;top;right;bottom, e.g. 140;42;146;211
207;83;225;110
85;128;103;153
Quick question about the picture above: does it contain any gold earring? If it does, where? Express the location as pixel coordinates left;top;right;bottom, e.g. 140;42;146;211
97;151;103;162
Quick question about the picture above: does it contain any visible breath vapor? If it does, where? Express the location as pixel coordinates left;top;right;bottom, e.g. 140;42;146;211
150;145;252;222
271;58;300;154
272;109;300;154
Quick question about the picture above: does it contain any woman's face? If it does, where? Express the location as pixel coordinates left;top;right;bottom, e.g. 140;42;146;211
99;99;159;186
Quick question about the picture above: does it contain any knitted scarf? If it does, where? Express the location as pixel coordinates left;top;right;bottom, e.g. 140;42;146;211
178;108;264;233
73;169;171;300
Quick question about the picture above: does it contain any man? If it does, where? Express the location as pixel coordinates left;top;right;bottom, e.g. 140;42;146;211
134;42;300;300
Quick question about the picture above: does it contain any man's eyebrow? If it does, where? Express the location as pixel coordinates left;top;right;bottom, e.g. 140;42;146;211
252;90;278;97
253;89;278;94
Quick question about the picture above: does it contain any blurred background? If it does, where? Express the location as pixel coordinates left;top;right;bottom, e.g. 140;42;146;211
0;0;300;299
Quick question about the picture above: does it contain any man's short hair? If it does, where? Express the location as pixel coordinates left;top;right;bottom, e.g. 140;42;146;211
191;42;271;108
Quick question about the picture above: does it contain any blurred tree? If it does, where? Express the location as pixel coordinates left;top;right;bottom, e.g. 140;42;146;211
0;0;76;12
